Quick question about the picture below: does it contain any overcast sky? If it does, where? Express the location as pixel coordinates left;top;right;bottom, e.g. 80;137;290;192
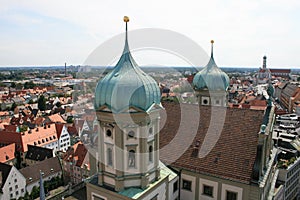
0;0;299;68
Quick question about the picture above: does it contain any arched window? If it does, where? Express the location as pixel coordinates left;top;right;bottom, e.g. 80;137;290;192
149;146;153;163
128;150;135;167
38;141;41;144
107;148;113;166
106;129;112;137
128;131;135;138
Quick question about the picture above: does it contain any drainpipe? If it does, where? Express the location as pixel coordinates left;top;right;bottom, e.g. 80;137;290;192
178;169;182;200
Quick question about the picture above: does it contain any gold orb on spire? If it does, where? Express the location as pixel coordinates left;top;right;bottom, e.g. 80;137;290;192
211;40;214;44
123;16;129;22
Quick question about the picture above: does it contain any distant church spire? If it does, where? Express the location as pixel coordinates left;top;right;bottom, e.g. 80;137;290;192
263;55;267;69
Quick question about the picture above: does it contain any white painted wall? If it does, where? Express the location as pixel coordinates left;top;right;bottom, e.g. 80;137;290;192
181;174;196;200
221;183;243;200
0;166;26;200
199;178;218;200
58;125;71;152
168;177;179;200
143;181;166;200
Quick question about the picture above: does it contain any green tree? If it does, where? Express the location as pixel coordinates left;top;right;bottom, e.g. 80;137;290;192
24;81;35;89
16;83;23;90
11;102;17;111
38;95;46;111
30;186;39;199
55;101;62;108
10;82;16;88
66;116;74;123
0;82;6;87
19;125;28;132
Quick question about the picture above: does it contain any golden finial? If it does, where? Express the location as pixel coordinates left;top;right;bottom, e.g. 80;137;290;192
123;16;129;23
211;40;214;44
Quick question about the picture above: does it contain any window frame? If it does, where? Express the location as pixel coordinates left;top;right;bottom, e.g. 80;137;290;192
203;184;213;197
182;179;192;191
226;190;238;200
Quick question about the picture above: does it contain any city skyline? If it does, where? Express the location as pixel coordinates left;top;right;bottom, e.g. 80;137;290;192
0;0;300;68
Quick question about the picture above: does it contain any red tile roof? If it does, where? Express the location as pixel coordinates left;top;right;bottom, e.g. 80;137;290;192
48;113;66;123
269;69;291;74
67;126;78;136
0;143;15;163
159;102;264;184
55;123;64;139
63;141;88;168
0;124;58;152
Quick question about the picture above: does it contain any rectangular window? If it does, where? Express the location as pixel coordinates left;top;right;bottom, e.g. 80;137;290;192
182;179;192;191
92;195;105;200
173;180;178;193
203;185;213;197
226;191;237;200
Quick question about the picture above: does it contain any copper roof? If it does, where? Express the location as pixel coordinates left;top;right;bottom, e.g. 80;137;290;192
159;102;265;184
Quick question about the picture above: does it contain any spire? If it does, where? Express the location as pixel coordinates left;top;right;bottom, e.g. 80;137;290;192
39;171;45;200
210;40;214;58
263;55;267;69
123;16;130;54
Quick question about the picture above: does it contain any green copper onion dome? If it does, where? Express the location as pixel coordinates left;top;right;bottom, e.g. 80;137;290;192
94;17;161;113
193;40;230;91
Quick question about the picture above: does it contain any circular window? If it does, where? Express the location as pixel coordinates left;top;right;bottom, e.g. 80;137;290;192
203;99;208;105
128;131;135;138
106;130;112;137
